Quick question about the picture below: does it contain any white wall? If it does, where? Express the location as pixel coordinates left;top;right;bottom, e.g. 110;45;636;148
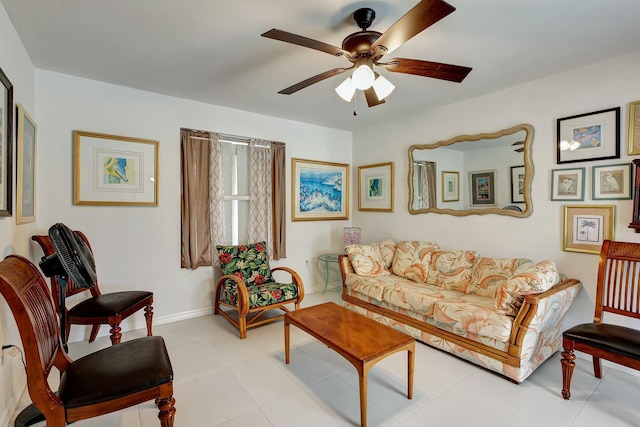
34;70;353;333
0;2;36;425
352;52;640;331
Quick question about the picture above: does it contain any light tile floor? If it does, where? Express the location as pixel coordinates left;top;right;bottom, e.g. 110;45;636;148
15;290;640;427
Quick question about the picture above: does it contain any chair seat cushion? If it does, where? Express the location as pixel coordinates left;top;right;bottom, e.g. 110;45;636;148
69;291;153;318
563;323;640;360
220;281;299;308
59;336;173;408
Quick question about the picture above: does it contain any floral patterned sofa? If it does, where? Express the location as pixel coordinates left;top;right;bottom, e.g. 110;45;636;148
339;239;581;383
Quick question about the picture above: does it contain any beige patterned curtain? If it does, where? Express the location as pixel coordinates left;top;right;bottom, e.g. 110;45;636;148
248;139;273;257
180;129;213;269
209;133;225;267
248;140;286;260
415;161;437;209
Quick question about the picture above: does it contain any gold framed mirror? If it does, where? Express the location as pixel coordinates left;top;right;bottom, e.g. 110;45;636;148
408;123;534;217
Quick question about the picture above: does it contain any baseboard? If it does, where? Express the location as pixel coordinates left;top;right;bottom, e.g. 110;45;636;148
66;306;215;343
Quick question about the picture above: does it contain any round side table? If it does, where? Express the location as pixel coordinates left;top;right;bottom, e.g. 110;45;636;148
318;253;341;293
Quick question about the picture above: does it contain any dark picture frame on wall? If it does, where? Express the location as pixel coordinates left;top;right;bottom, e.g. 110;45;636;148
0;67;13;217
509;165;525;203
469;169;496;207
556;107;620;164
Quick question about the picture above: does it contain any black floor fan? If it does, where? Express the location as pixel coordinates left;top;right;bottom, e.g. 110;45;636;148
15;223;97;427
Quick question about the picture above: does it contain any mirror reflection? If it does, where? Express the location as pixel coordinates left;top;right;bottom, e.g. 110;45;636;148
408;124;533;217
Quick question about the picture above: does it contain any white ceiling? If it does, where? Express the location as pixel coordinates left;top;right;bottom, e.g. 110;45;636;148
3;0;640;132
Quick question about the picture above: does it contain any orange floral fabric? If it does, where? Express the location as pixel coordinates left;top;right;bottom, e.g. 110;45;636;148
345;243;390;277
391;241;440;283
426;250;478;293
377;238;397;269
495;260;560;316
468;257;533;298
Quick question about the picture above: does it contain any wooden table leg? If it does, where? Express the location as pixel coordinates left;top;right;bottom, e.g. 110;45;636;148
408;347;414;399
359;372;368;427
284;319;290;364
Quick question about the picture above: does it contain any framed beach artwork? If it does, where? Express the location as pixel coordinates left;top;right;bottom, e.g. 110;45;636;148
556;107;620;164
0;67;12;217
73;131;159;206
358;162;393;212
551;167;585;201
292;158;349;221
563;205;615;254
441;171;459;203
469;169;496;206
591;163;632;200
16;104;36;224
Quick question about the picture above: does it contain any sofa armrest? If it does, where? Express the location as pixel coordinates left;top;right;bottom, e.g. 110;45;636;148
507;278;582;362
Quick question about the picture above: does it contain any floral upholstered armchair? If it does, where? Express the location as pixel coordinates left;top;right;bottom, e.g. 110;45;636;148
215;242;304;338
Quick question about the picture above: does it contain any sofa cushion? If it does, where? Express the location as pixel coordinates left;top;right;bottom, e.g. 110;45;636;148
377;238;397;269
496;260;560;316
426;250;478;293
468;257;533;299
345;243;390;277
216;241;273;285
433;295;514;343
391;241;440;283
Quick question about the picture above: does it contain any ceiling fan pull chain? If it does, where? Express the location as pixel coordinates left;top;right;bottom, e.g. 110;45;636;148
353;90;358;116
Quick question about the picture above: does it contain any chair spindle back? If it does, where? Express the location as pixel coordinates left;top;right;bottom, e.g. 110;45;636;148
596;240;640;322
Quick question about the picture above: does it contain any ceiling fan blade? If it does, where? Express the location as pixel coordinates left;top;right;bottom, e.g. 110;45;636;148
512;141;524;146
277;67;353;95
514;147;525;153
381;58;472;82
262;29;351;58
364;87;386;107
371;0;455;57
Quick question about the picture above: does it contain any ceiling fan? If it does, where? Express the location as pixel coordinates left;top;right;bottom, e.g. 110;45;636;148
261;0;472;108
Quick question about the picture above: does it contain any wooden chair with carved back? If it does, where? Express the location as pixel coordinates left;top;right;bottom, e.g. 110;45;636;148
0;254;176;426
561;239;640;399
31;231;153;345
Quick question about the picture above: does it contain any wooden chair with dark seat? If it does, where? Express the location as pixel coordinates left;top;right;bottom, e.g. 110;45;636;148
561;239;640;399
0;254;176;426
32;231;153;345
215;241;304;339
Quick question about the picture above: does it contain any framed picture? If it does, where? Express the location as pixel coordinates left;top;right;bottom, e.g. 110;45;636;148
16;104;36;224
510;165;525;203
358;162;393;212
563;205;615;254
73;131;159;206
557;107;620;164
551;167;585;201
591;163;632;200
292;158;349;221
469;169;496;206
0;67;13;217
629;100;640;155
441;171;459;202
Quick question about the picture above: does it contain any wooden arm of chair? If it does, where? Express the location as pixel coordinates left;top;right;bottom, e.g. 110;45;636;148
271;266;305;303
215;274;250;316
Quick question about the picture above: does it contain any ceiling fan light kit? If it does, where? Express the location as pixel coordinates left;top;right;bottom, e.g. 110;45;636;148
335;77;356;102
262;0;472;109
351;61;376;90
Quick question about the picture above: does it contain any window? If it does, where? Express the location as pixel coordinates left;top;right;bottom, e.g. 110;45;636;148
221;138;250;245
180;129;286;269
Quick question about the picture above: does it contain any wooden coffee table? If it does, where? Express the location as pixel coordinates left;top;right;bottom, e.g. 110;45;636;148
284;302;414;427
